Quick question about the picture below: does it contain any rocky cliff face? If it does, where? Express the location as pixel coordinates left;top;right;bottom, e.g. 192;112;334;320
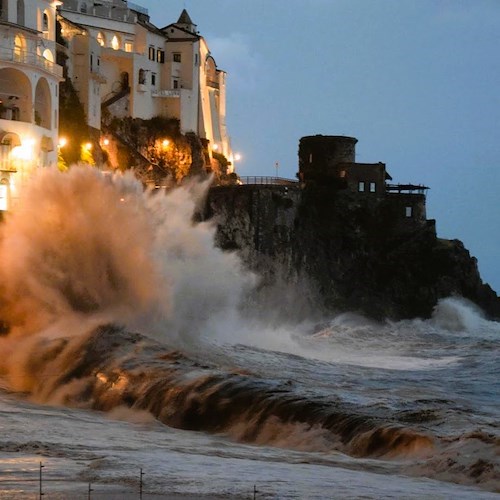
206;183;500;321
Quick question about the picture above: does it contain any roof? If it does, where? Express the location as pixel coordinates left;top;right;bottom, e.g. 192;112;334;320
177;9;194;25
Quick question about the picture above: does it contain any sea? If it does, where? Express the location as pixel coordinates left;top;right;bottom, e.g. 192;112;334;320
0;168;498;499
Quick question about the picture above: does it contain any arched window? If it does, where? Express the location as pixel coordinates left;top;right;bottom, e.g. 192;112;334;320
14;34;26;60
111;35;120;50
42;12;49;32
42;48;53;62
34;78;52;129
96;32;105;46
16;0;24;25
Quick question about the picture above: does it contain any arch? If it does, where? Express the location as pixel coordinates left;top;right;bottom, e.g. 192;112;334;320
111;34;120;50
96;31;105;46
34;77;51;129
16;0;24;25
14;34;26;60
205;56;217;80
42;48;54;62
0;68;32;122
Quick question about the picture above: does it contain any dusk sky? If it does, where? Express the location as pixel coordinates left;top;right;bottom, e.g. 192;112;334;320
142;0;500;293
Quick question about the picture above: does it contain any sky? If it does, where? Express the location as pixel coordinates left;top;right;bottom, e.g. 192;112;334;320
141;0;500;293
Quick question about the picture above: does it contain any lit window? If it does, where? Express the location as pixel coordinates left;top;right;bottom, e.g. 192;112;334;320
157;50;165;63
358;181;365;192
125;41;133;53
96;32;105;46
173;52;181;63
309;153;313;163
405;206;413;218
369;182;376;192
111;35;120;50
339;170;346;178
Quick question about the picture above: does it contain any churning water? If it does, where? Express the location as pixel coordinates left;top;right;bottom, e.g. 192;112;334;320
0;168;498;498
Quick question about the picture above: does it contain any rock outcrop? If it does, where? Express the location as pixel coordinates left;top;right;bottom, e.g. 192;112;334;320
206;181;500;321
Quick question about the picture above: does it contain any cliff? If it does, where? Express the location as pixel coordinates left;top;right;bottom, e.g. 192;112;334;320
206;177;500;322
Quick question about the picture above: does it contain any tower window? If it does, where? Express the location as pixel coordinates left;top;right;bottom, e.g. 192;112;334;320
405;206;413;218
358;181;365;192
369;182;376;193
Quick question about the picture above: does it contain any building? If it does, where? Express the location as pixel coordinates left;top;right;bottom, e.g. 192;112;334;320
0;0;63;210
57;1;233;165
298;135;431;231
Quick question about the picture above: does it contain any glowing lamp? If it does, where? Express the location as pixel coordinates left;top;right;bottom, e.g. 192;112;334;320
58;137;67;148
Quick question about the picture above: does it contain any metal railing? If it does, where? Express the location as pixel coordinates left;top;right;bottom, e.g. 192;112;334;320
386;183;429;194
239;176;298;186
0;46;63;77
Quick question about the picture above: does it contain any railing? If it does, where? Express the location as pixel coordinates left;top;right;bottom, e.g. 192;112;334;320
239;176;299;186
0;46;63;78
151;89;181;98
386;183;429;194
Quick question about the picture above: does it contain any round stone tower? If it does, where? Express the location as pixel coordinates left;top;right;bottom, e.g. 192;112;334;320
298;135;358;183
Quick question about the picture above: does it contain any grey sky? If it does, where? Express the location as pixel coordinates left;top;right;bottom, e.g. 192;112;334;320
143;0;500;293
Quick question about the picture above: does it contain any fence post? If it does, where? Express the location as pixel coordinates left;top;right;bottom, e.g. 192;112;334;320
39;461;44;498
139;468;145;499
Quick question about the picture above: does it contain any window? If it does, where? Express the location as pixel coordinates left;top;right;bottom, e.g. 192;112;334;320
124;41;133;53
369;182;376;193
358;181;365;192
111;35;120;50
80;2;87;13
173;79;179;89
151;72;156;86
138;69;146;85
156;50;165;63
405;206;413;218
194;53;198;65
17;0;24;25
173;52;181;63
339;170;346;178
309;153;313;163
96;32;105;46
42;12;49;32
148;46;155;60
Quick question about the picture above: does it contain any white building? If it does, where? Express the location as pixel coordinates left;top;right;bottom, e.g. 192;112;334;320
0;0;63;210
58;1;233;165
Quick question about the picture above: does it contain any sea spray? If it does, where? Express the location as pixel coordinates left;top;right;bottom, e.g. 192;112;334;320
0;167;254;342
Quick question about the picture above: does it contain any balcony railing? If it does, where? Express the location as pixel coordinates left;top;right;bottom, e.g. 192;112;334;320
239;176;299;186
151;89;181;98
0;46;63;78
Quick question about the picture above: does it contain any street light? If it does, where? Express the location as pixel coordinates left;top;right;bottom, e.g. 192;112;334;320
58;137;67;148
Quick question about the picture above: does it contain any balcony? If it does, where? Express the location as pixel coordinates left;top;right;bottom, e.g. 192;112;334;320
0;46;63;78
